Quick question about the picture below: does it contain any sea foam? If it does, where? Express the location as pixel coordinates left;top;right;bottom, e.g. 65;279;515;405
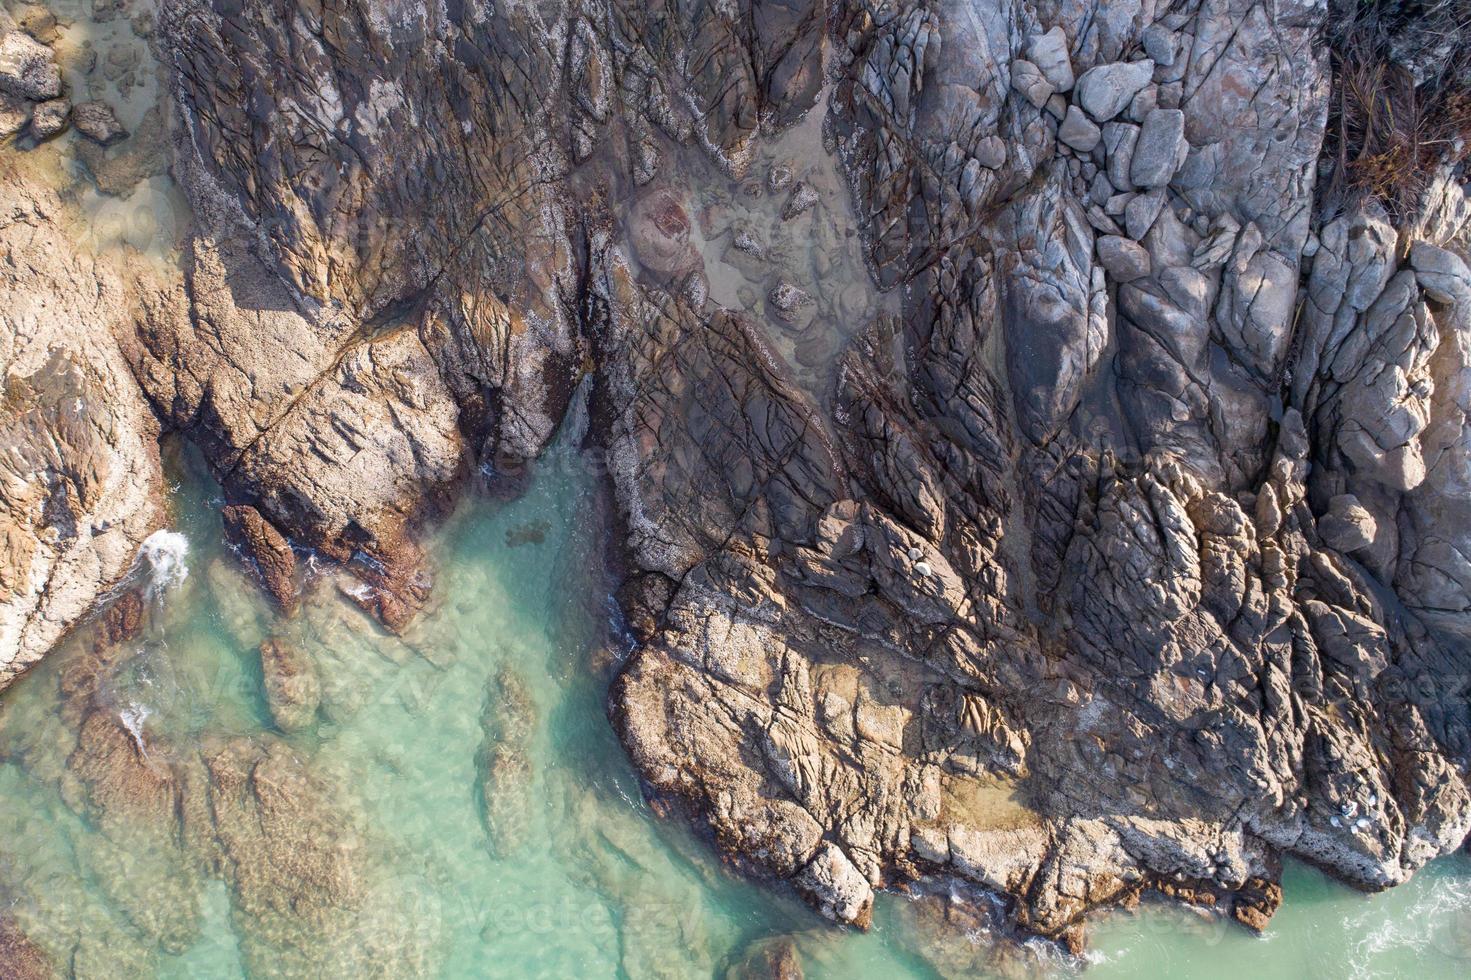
139;529;190;598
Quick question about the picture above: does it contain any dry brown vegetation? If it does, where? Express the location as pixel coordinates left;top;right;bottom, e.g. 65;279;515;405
1323;0;1471;223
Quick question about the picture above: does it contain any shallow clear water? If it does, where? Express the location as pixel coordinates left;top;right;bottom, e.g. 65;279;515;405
1;417;1468;978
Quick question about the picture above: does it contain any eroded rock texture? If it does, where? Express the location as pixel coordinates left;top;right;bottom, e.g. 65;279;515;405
8;0;1468;953
0;164;166;684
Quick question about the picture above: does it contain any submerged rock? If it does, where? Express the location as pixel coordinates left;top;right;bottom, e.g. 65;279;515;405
782;181;819;220
768;281;814;323
259;637;320;732
725;935;803;980
0;915;51;980
476;665;538;857
71;100;127;146
630;188;703;280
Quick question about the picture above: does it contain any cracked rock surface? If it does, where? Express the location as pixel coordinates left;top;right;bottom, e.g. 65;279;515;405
0;162;167;684
7;0;1471;955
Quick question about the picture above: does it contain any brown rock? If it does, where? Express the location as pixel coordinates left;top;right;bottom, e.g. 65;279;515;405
71;100;128;145
0;914;52;980
1231;876;1283;933
222;504;298;614
27;96;66;139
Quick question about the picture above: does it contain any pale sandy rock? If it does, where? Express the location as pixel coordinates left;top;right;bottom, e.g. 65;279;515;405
795;843;874;927
0;28;60;100
0;169;165;684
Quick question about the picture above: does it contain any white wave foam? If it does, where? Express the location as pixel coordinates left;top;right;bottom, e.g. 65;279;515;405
139;529;190;598
120;701;151;756
1349;867;1471;971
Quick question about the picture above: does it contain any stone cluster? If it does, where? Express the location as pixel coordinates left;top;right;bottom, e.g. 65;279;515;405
0;8;128;146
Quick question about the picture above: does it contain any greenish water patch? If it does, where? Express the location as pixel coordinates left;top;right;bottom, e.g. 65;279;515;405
1;423;1469;978
0;425;931;978
1085;855;1471;979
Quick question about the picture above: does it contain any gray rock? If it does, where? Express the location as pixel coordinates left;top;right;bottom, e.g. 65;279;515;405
1103;121;1140;189
71;100;127;146
1105;192;1133;216
1142;24;1176;67
1027;26;1074;93
1409;241;1471;304
28;96;65;139
0;29;60;101
1096;235;1151;281
1086;204;1122;235
1058;104;1101;152
1131;108;1186;187
1319;495;1377;552
1010;59;1054;109
1126;83;1158;123
975;134;1006;169
1124;188;1167;239
1075;59;1155;122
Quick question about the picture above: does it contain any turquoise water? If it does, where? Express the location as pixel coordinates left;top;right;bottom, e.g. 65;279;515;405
1;419;1469;978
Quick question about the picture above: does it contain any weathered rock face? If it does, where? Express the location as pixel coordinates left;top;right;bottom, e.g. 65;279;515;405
597;0;1471;946
0;165;166;685
11;0;1471;956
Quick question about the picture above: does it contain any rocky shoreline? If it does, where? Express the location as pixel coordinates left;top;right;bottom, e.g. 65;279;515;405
3;0;1471;959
